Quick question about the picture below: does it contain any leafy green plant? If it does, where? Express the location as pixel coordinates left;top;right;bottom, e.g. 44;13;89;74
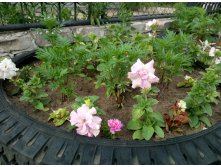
39;16;61;44
105;24;135;45
127;88;165;140
71;96;104;115
100;121;112;139
48;108;70;126
9;66;32;95
0;3;22;25
173;3;221;40
36;19;86;101
61;7;72;21
152;30;196;85
195;41;213;66
96;43;147;107
72;33;102;74
177;75;196;88
20;75;49;111
87;2;108;26
184;66;221;128
117;3;133;26
196;43;221;66
36;38;76;101
155;50;192;85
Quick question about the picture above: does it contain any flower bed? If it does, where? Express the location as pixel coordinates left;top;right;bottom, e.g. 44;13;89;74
1;4;221;165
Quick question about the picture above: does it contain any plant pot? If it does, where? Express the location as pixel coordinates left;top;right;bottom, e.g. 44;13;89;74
0;51;221;165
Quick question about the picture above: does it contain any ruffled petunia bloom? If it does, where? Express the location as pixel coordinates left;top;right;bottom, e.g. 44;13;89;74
0;58;18;80
108;119;123;134
69;104;102;137
128;59;159;89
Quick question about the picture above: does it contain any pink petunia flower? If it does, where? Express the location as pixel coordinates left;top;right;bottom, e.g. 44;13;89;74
128;59;159;89
108;119;123;134
69;104;102;137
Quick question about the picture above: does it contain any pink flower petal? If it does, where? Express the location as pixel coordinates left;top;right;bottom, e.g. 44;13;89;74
144;59;155;73
89;107;97;115
128;59;159;89
77;124;88;135
70;111;78;125
131;59;144;72
77;104;89;113
69;104;102;137
131;78;142;88
141;80;151;89
90;129;100;137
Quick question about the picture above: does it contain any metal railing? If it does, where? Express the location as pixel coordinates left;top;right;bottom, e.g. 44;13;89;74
0;2;220;31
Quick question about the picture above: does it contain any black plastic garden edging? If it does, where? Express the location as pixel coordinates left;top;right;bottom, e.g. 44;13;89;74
0;51;221;165
0;14;173;32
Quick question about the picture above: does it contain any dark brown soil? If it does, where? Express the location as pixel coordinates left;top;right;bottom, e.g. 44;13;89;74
4;63;221;141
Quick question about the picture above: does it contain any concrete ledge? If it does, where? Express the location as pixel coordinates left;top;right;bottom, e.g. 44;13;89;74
0;18;173;58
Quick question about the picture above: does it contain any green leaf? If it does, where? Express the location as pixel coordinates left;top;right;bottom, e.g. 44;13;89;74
188;115;199;128
54;119;66;126
66;125;76;132
195;122;201;128
202;103;212;116
142;125;154;141
77;74;87;78
20;95;30;102
147;98;158;106
132;130;144;140
38;92;48;98
199;115;212;127
43;107;49;112
127;120;142;130
59;68;68;77
149;112;164;123
150;87;160;93
88;96;99;103
215;63;221;72
154;126;165;138
86;64;95;70
48;113;55;121
96;108;105;115
34;101;44;111
132;109;145;120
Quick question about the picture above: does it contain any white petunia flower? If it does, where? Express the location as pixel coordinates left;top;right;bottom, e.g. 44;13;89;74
177;100;187;112
145;19;158;31
0;58;19;80
215;57;221;65
209;47;216;57
184;75;191;80
202;40;210;51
